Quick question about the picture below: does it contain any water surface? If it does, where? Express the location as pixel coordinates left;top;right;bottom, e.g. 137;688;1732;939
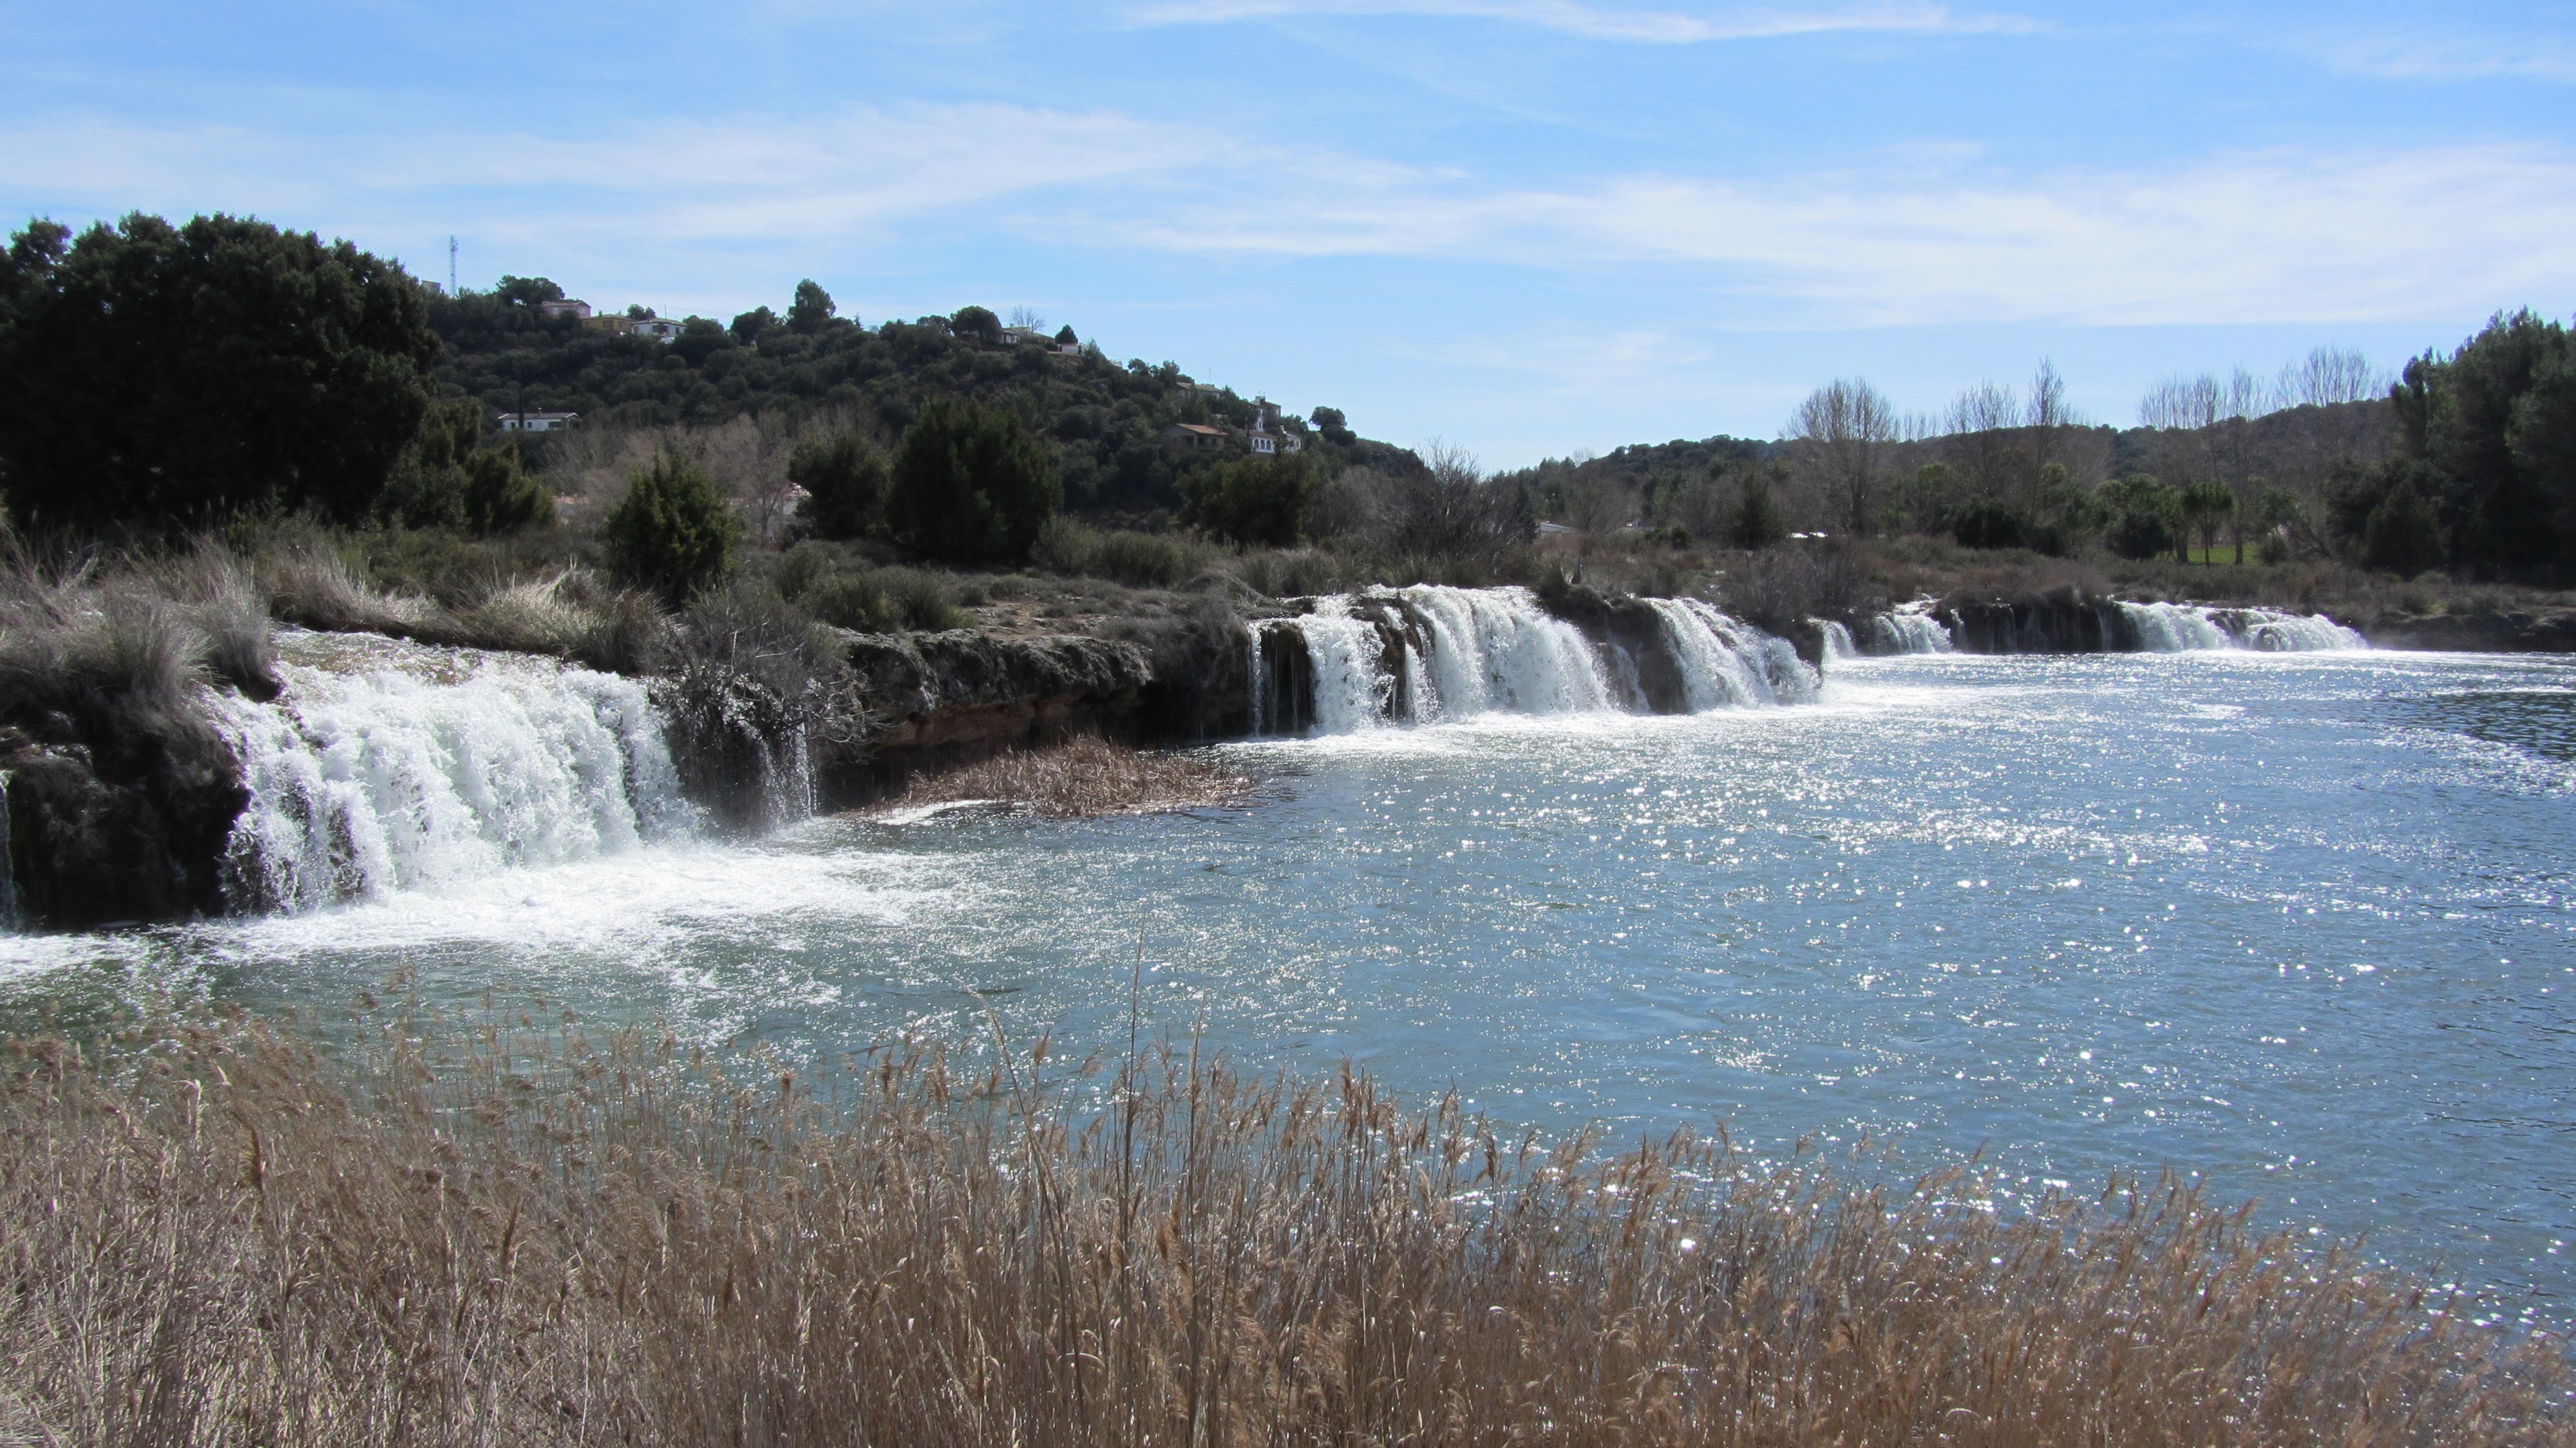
8;648;2573;1321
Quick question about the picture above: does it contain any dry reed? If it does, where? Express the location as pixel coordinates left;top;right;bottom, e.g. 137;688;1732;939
1;1003;2568;1447
876;734;1250;817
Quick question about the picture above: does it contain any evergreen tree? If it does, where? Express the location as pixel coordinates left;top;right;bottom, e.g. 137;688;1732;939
789;429;890;540
2363;473;2443;578
0;213;437;532
886;398;1060;565
603;452;742;605
1728;472;1786;549
1180;453;1317;548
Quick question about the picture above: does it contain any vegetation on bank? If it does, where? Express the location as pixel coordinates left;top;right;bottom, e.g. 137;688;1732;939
867;735;1249;818
5;211;2570;664
3;1007;2567;1447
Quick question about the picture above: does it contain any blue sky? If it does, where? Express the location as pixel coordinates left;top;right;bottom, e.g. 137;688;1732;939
3;1;2571;465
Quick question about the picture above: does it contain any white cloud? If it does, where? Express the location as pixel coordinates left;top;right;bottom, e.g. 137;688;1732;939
1123;0;2039;42
2294;28;2576;85
5;104;2567;332
1086;144;2576;328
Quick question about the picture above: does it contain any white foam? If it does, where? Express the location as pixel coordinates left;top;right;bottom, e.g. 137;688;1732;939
213;649;698;912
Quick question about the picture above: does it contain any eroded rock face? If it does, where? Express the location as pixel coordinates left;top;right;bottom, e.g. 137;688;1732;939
1534;581;1696;712
1935;589;2128;654
827;630;1159;804
2369;611;2576;653
3;717;246;929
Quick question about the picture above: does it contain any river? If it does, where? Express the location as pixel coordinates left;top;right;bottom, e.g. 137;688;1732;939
3;618;2570;1325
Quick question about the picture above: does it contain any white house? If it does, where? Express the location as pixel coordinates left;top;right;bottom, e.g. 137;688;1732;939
499;410;582;433
1247;400;1303;457
540;299;593;320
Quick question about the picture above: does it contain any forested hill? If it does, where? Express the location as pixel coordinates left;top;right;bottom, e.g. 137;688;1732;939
428;281;1419;519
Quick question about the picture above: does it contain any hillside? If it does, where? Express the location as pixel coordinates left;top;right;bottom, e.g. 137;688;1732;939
426;284;1421;521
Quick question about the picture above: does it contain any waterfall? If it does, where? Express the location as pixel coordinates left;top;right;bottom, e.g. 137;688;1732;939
1287;597;1396;734
2210;608;2369;652
2119;602;2363;653
1648;598;1820;707
1866;602;1955;654
1258;586;1814;736
1392;586;1610;720
213;653;699;913
1816;620;1859;662
0;770;18;930
1247;621;1267;736
2119;600;2234;651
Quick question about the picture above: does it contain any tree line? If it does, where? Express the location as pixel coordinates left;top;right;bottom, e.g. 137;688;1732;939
0;212;1441;604
1506;319;2576;580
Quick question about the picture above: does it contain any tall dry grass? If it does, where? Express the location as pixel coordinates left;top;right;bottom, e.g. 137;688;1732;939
875;734;1249;817
3;1005;2567;1447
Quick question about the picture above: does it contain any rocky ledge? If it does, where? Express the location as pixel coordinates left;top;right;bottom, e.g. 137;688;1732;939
826;630;1160;803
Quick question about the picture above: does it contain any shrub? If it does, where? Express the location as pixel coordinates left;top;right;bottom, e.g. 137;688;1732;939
1728;473;1787;549
885;398;1060;566
789;430;890;540
2107;510;2177;561
802;566;965;633
2365;474;2444;578
460;448;553;535
1179;454;1317;548
1949;500;2028;551
603;452;743;606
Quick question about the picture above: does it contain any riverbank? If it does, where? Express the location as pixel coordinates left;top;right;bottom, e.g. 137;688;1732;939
4;526;2566;932
6;1007;2565;1447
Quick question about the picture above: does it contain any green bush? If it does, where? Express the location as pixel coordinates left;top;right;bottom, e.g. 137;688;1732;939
1179;455;1316;548
2364;475;2443;578
885;398;1060;566
461;448;553;535
789;430;889;540
1728;473;1786;549
801;567;965;633
603;453;743;606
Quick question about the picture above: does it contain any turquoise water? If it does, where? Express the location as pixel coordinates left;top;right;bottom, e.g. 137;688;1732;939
7;647;2573;1320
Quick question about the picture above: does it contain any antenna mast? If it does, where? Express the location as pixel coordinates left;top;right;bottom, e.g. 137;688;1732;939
448;236;458;294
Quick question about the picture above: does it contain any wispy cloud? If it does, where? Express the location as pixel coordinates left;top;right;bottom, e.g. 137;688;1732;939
1075;142;2576;328
2293;28;2576;86
5;104;2568;331
1122;0;2040;43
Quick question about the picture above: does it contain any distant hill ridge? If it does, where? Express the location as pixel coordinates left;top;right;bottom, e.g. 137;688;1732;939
429;281;1420;520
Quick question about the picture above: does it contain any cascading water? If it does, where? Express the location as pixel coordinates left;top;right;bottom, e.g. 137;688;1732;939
1254;586;1815;736
1649;598;1818;707
1866;602;1955;654
1815;620;1860;662
0;770;19;930
1394;585;1611;720
1287;596;1396;734
213;645;699;913
2119;602;2363;653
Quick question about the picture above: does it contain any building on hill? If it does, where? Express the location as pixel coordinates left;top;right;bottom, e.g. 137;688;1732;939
1160;422;1229;457
1248;401;1303;458
499;410;582;433
540;299;594;321
583;313;683;343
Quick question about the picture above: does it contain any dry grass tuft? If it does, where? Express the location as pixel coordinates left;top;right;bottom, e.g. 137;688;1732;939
1;1007;2567;1447
874;734;1249;818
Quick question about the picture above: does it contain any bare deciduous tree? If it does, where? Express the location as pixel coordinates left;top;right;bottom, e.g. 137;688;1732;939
2276;346;2387;408
1785;379;1897;537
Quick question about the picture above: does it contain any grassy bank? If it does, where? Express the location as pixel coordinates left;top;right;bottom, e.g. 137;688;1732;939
2;1009;2566;1446
866;736;1251;819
